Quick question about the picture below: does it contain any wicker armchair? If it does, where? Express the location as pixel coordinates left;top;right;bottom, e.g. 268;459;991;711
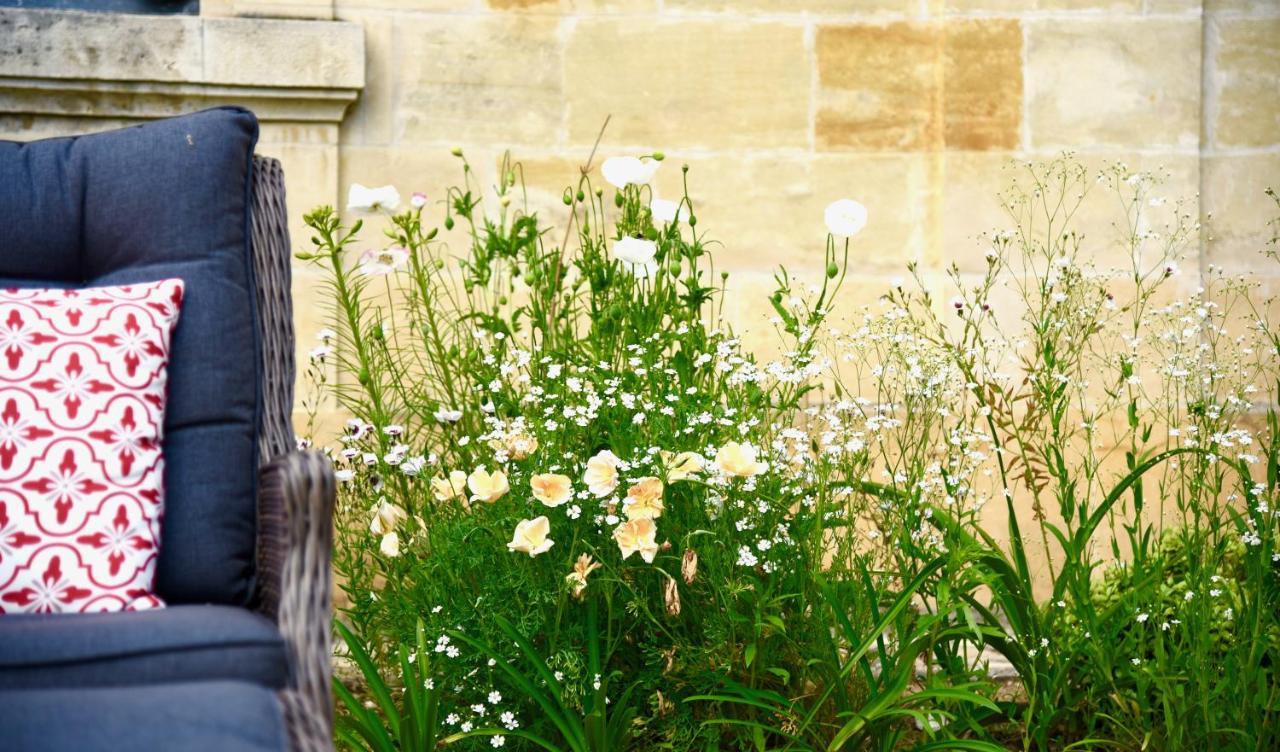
250;155;337;752
0;110;335;752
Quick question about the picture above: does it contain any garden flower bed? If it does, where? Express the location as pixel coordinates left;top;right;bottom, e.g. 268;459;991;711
307;153;1279;751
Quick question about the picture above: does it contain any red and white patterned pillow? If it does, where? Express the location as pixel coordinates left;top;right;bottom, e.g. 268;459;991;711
0;279;184;614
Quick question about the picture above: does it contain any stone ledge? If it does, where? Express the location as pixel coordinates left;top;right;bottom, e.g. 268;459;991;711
0;8;363;124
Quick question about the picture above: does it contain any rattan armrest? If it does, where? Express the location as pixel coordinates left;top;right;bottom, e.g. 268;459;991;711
257;450;336;752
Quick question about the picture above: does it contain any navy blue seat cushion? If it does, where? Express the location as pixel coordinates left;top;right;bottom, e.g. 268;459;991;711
0;681;287;752
0;604;287;690
0;108;262;605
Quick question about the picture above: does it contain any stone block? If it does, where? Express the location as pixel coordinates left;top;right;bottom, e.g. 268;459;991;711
666;0;914;12
1211;17;1280;149
336;8;395;145
203;0;336;18
0;8;202;82
396;14;564;147
335;0;475;10
486;0;657;11
1026;19;1201;149
1206;0;1280;12
946;0;1140;9
565;18;809;149
817;22;938;151
202;17;365;88
1203;154;1280;277
816;19;1022;151
943;20;1023;151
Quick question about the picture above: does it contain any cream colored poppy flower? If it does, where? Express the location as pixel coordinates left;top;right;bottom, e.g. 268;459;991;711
661;450;704;482
715;442;768;478
507;516;554;557
531;473;573;508
583;450;621;498
505;433;539;461
565;553;602;599
613;518;659;563
624;477;665;520
379;531;401;558
468;467;510;503
431;470;468;502
369;499;408;536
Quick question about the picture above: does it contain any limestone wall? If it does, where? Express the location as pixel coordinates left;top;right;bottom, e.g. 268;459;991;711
1;1;1277;427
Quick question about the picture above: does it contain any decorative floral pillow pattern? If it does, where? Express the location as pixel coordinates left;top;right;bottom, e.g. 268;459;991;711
0;280;183;614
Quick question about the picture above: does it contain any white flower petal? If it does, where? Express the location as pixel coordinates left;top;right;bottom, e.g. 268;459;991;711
824;199;867;238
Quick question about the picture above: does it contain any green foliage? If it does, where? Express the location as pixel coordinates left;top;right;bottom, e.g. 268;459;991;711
308;153;1280;751
334;619;452;751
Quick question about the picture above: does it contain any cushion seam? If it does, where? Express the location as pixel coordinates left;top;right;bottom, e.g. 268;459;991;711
0;639;286;670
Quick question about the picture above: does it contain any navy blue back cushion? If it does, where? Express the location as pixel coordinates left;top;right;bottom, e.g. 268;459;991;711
0;108;262;606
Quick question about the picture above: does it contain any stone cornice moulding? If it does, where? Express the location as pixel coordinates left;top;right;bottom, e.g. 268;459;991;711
0;8;364;124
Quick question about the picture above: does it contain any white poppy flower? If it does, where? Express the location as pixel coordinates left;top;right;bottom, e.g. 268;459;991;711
611;237;655;269
650;199;685;224
601;156;659;188
627;257;659;280
434;407;464;423
358;246;410;276
347;183;402;213
824;199;868;238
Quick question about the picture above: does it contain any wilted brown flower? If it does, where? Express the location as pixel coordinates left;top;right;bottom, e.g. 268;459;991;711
681;548;698;584
663;576;681;616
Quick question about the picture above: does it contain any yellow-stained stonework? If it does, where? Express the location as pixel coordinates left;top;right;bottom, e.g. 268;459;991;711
816;19;1022;151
